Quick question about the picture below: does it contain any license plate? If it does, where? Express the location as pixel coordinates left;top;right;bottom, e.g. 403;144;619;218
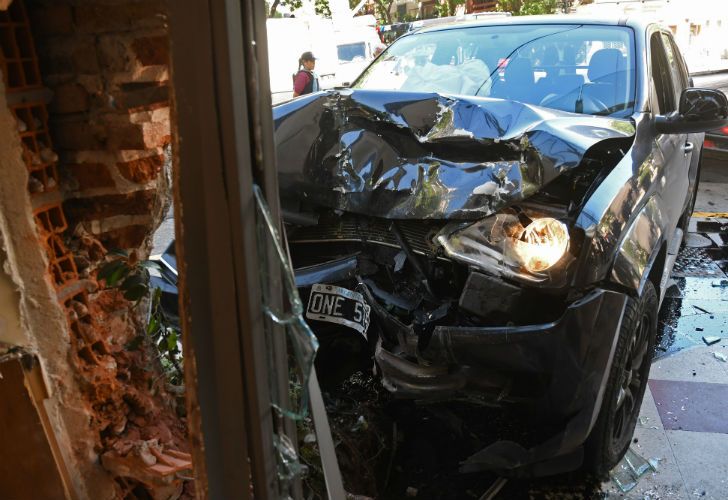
305;283;371;337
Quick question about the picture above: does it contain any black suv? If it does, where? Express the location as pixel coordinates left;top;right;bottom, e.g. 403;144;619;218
274;16;728;476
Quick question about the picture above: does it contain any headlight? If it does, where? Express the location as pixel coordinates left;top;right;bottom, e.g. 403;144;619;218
436;209;571;282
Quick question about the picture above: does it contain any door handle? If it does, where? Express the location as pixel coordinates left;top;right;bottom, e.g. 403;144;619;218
683;142;694;154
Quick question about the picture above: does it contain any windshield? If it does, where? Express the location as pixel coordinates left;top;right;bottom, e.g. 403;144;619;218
353;24;636;117
338;42;367;62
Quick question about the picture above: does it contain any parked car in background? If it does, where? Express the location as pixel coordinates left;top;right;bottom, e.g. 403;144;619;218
273;16;728;477
704;123;728;160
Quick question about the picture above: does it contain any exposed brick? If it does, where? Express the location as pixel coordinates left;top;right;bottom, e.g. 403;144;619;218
64;190;156;222
72;43;100;75
116;154;162;184
131;36;168;66
98;224;149;250
28;4;74;36
73;3;165;34
104;121;169;150
52;119;104;150
51;83;90;114
112;83;168;112
96;34;128;74
65;163;115;190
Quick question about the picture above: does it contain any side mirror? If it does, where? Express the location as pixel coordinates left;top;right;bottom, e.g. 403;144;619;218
655;88;728;134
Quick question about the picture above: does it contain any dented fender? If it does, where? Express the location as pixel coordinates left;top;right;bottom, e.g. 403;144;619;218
611;196;666;295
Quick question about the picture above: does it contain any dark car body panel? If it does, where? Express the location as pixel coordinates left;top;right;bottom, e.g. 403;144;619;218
274;90;635;220
153;16;718;478
272;19;707;476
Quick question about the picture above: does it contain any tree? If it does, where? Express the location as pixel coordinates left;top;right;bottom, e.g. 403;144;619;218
439;0;466;17
268;0;331;18
372;0;395;25
495;0;558;15
315;0;332;17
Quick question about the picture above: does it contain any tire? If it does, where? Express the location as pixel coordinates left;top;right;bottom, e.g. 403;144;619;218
584;281;658;476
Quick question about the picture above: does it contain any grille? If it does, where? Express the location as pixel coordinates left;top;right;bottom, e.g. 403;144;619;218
289;214;445;257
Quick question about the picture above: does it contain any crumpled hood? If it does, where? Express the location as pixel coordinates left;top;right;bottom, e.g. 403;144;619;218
273;90;635;220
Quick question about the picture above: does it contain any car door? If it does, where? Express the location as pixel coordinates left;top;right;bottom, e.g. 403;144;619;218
662;32;702;202
649;30;691;226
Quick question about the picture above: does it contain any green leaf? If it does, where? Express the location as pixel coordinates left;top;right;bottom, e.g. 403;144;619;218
123;283;148;302
107;248;129;258
167;331;178;352
98;259;123;282
146;317;158;336
108;264;131;287
121;272;147;291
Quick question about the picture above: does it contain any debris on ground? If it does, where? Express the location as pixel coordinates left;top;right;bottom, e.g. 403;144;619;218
693;305;712;314
610;447;657;493
703;336;721;346
711;280;728;288
713;352;728;362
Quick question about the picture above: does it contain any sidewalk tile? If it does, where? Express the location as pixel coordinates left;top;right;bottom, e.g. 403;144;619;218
649;379;728;434
649;346;728;384
637;386;664;431
666;430;728;500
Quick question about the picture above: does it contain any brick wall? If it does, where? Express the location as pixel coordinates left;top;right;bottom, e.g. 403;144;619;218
0;0;190;497
28;0;171;251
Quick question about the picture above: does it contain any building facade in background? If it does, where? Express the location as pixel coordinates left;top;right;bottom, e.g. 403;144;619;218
576;0;728;72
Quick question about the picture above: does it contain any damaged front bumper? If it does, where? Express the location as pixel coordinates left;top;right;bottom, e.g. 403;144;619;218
369;285;628;476
295;253;628;474
373;287;626;407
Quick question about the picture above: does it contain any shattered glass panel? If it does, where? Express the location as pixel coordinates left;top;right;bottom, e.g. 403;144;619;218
254;184;319;421
609;447;657;493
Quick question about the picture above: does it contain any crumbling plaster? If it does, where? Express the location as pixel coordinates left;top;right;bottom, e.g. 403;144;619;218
0;244;27;346
0;77;117;498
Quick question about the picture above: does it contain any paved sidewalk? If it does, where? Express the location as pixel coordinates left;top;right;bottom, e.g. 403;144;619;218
602;343;728;499
601;214;728;499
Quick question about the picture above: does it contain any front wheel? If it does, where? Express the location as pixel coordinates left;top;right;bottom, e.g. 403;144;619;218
584;281;658;476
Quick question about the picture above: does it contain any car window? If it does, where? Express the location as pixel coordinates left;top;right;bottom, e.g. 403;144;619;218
660;32;687;105
353;24;637;117
650;32;675;115
338;42;367;63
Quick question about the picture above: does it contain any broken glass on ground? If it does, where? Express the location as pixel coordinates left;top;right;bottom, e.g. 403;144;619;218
609;447;657;493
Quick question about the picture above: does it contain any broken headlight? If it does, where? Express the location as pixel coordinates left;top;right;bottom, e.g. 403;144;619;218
436;208;572;284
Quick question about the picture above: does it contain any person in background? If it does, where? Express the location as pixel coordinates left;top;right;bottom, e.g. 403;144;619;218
373;44;386;58
293;51;320;97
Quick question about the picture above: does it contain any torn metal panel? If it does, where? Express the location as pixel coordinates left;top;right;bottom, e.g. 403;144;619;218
274;90;635;220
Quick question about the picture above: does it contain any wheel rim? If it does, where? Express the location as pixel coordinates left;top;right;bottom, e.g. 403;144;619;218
611;312;651;447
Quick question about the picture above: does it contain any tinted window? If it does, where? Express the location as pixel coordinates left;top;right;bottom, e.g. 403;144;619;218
650;33;675;114
354;24;637;117
661;33;687;105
